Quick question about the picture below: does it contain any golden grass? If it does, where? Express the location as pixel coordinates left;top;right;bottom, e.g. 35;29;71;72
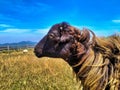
0;49;79;90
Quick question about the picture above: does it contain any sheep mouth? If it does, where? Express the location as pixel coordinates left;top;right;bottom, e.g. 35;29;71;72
34;50;60;58
34;52;43;58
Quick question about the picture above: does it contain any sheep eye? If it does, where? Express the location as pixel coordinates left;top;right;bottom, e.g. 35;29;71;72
48;33;55;39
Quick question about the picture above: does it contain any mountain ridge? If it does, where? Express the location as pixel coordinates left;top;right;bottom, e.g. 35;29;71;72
0;41;37;47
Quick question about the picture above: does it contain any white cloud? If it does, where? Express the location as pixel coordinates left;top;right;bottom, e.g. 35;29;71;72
94;29;120;36
0;28;30;33
0;24;13;28
35;28;50;34
112;20;120;23
0;27;50;35
74;25;94;30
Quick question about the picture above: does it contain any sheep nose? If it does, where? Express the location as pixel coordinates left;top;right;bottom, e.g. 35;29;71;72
34;48;43;58
34;51;43;57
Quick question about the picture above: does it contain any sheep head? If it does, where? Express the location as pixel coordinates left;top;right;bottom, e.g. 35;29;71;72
34;22;93;64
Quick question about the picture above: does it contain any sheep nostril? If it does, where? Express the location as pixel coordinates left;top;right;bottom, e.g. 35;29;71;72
34;52;42;57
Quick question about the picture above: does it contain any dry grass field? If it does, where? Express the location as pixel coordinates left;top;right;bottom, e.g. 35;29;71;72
0;49;80;90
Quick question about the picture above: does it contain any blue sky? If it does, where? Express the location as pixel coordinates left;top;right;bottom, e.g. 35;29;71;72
0;0;120;43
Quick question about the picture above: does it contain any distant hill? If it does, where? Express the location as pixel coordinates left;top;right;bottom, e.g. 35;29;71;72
0;41;37;49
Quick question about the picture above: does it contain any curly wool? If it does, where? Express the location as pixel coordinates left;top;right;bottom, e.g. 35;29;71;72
72;34;120;90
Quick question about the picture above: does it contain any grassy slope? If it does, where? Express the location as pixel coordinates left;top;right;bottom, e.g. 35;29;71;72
0;50;80;90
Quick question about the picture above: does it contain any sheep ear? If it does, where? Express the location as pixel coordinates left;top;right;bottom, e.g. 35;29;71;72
74;28;90;44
